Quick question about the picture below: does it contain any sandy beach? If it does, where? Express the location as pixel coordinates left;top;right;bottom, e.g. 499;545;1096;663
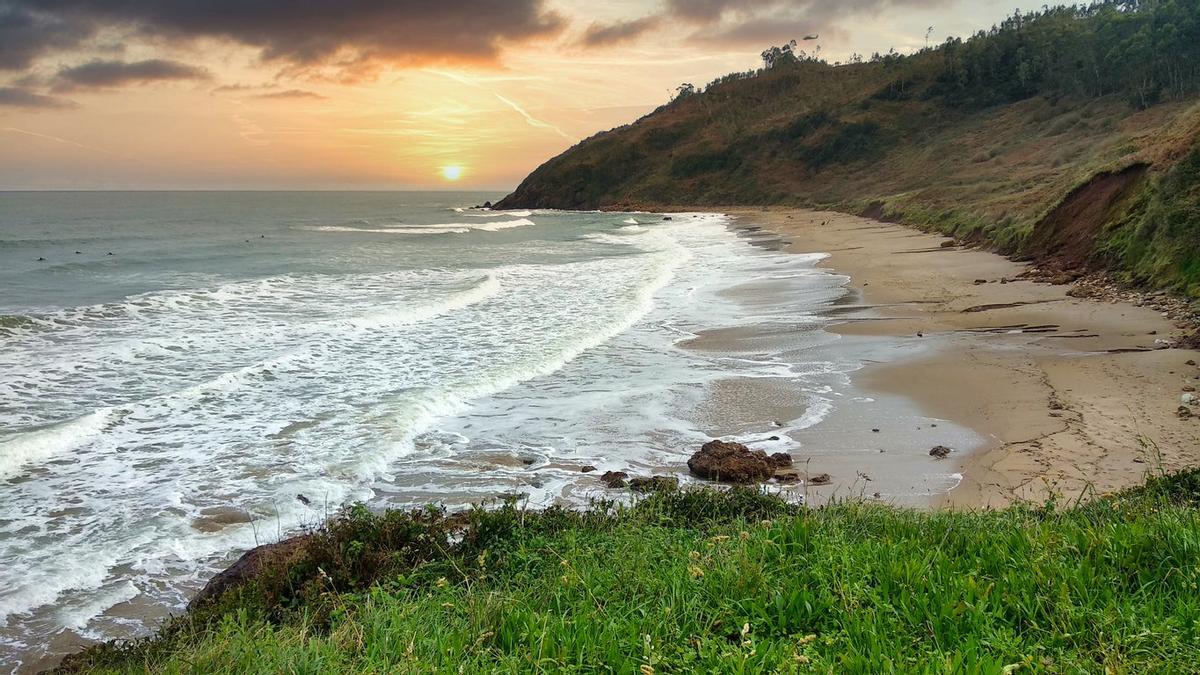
729;208;1200;509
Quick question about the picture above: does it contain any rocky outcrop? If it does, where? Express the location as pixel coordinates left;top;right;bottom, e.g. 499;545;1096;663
188;535;312;610
688;440;778;483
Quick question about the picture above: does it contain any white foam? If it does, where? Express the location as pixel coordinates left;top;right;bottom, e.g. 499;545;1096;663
309;218;534;235
463;210;532;218
0;409;111;480
346;274;500;329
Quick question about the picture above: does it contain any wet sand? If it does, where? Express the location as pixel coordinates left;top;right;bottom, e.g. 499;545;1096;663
728;208;1200;508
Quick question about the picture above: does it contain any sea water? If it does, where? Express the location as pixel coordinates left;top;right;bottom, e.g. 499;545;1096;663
0;192;965;670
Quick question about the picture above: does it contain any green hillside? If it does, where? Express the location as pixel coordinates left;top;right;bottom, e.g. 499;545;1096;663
497;1;1200;297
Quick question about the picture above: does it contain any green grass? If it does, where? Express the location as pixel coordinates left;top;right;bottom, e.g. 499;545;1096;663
65;473;1200;674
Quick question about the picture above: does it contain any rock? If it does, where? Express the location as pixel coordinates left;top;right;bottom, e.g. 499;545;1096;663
1048;397;1065;411
580;465;597;473
1187;360;1197;366
769;452;794;467
628;476;679;493
1183;393;1198;406
482;201;493;208
1000;278;1009;285
774;469;801;483
973;279;987;285
189;535;312;610
872;428;880;433
940;240;956;248
600;471;628;488
768;435;781;441
295;493;311;506
1178;406;1194;420
808;473;832;486
929;445;952;459
663;216;673;221
521;457;537;466
687;440;776;483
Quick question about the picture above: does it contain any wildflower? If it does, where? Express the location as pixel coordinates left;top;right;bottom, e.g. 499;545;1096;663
689;565;705;578
797;634;817;645
739;531;750;541
639;666;655;675
435;577;448;588
689;550;701;561
741;623;751;636
795;654;811;664
441;602;454;609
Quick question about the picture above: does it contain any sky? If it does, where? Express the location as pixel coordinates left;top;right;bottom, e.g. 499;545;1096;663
0;0;1018;191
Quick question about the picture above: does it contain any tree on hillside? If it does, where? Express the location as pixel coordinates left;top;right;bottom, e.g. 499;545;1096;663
761;40;799;69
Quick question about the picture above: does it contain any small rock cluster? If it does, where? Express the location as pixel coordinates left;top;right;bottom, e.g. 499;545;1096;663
1181;359;1200;420
1046;271;1199;340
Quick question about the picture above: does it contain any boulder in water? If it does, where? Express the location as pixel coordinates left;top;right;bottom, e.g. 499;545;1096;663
687;440;775;483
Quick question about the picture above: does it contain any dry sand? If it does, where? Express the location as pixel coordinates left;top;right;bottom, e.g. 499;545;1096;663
729;208;1200;509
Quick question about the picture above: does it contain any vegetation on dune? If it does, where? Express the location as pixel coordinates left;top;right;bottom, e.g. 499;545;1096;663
63;470;1200;673
496;0;1200;297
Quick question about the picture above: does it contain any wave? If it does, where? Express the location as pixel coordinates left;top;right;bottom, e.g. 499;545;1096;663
310;225;470;235
0;409;111;481
462;210;532;218
352;240;692;480
346;274;500;329
309;218;534;235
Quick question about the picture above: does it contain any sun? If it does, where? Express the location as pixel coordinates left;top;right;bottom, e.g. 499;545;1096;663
440;165;463;181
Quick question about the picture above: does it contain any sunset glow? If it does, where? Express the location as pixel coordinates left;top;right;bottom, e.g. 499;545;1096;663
0;1;1035;190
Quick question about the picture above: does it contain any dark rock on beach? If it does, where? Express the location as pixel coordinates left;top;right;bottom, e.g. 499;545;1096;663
929;445;953;459
808;473;832;486
687;440;776;483
774;469;801;483
580;465;597;473
628;476;679;493
600;471;629;488
769;452;794;467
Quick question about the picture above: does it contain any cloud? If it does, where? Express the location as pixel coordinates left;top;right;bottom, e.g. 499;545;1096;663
494;93;571;140
0;4;91;70
253;88;326;100
1;1;564;73
0;85;77;109
55;58;210;90
668;0;949;46
580;16;664;47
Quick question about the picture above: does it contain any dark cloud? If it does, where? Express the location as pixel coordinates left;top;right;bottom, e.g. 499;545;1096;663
253;88;326;100
581;16;663;47
687;17;847;47
667;0;949;45
0;85;77;109
54;58;210;90
0;1;564;72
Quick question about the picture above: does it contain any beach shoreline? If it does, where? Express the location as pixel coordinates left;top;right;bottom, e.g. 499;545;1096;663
724;207;1199;508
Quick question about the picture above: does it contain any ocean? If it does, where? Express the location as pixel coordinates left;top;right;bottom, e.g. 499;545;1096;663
0;192;970;670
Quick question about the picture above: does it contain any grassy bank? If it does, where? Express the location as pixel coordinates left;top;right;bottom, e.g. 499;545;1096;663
63;471;1200;673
